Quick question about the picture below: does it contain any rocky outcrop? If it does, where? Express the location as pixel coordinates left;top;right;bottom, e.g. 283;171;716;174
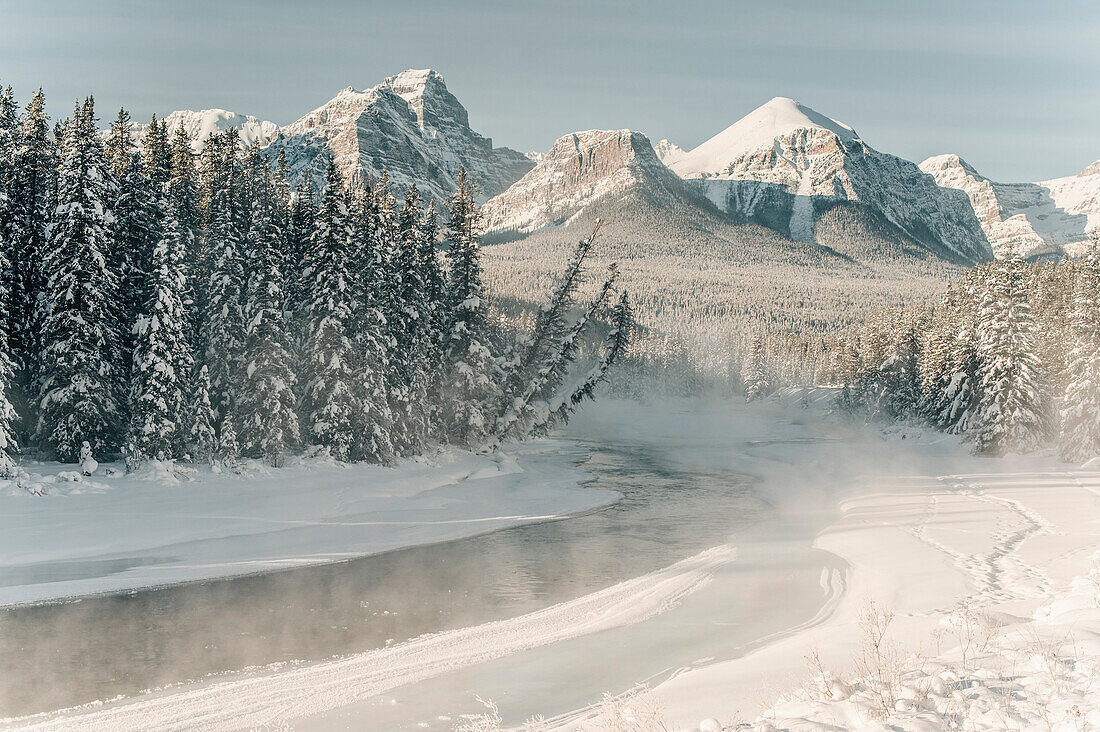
265;69;532;201
920;154;1100;259
481;129;697;234
132;70;532;203
670;97;992;265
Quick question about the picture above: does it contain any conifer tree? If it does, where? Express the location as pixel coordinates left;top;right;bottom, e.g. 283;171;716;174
347;183;393;462
300;159;359;459
542;290;633;430
420;199;446;347
105;108;134;180
142;114;172;186
187;364;216;463
36;97;123;461
744;331;772;402
236;168;298;464
198;130;246;442
0;86;17;472
112;152;161;364
126;203;192;466
284;173;316;341
441;170;498;448
7;88;55;436
391;184;432;450
973;259;1051;455
1061;240;1100;461
166;123;201;351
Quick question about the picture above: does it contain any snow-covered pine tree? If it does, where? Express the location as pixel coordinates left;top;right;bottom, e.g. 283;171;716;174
0;300;14;472
417;199;446;439
142;114;172;187
441;169;499;449
36;97;124;462
878;311;925;419
420;199;446;351
744;331;772;402
491;263;621;446
187;364;216;463
300;159;359;460
7;87;55;439
168;122;201;350
0;87;17;472
391;183;433;451
126;201;193;467
371;172;413;451
198;130;246;446
347;182;393;462
283;172;316;344
972;258;1052;455
112;152;161;367
541;290;633;430
104;108;134;180
922;281;980;433
1060;239;1100;461
236;166;298;465
500;221;601;409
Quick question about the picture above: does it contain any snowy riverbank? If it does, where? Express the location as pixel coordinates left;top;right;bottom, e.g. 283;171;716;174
642;454;1100;731
0;441;614;606
7;398;1100;731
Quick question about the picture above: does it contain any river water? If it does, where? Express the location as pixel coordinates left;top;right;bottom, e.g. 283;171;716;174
0;438;771;719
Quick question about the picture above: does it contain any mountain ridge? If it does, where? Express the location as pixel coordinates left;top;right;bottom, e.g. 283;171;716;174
920;153;1100;258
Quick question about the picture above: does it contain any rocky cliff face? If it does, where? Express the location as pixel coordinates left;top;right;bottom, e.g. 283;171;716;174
481;129;697;234
669;97;992;265
265;69;532;201
921;154;1100;259
133;69;532;203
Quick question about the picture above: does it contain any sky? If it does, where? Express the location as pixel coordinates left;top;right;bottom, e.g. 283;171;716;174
1;0;1097;182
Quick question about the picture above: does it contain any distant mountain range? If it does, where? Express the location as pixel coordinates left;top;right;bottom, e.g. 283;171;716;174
136;69;533;202
919;154;1100;259
141;69;1097;264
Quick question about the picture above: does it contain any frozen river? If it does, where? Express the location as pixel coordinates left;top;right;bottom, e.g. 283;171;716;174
1;400;850;729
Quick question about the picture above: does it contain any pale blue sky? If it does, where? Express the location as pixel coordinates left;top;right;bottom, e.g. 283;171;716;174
1;0;1097;181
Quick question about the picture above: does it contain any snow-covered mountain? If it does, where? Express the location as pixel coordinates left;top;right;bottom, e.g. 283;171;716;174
133;69;532;202
481;129;703;234
653;139;686;168
265;69;532;201
668;97;992;265
920;154;1100;259
132;109;280;152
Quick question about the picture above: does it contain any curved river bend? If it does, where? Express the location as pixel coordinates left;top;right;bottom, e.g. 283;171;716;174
0;438;773;719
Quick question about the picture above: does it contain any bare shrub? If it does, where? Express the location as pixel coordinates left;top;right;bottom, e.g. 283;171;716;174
851;600;905;719
454;696;503;732
589;684;671;731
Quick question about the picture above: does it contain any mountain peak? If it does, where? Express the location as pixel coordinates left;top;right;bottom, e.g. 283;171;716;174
482;128;691;234
1079;159;1100;177
672;96;859;178
386;68;444;92
919;154;986;182
380;68;466;130
654;139;686;167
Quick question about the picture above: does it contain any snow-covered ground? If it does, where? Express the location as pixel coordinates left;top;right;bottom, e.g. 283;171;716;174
0;442;613;606
643;456;1100;731
5;398;1100;732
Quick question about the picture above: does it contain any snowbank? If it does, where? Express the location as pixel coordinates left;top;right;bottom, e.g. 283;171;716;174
647;459;1100;731
0;441;615;606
